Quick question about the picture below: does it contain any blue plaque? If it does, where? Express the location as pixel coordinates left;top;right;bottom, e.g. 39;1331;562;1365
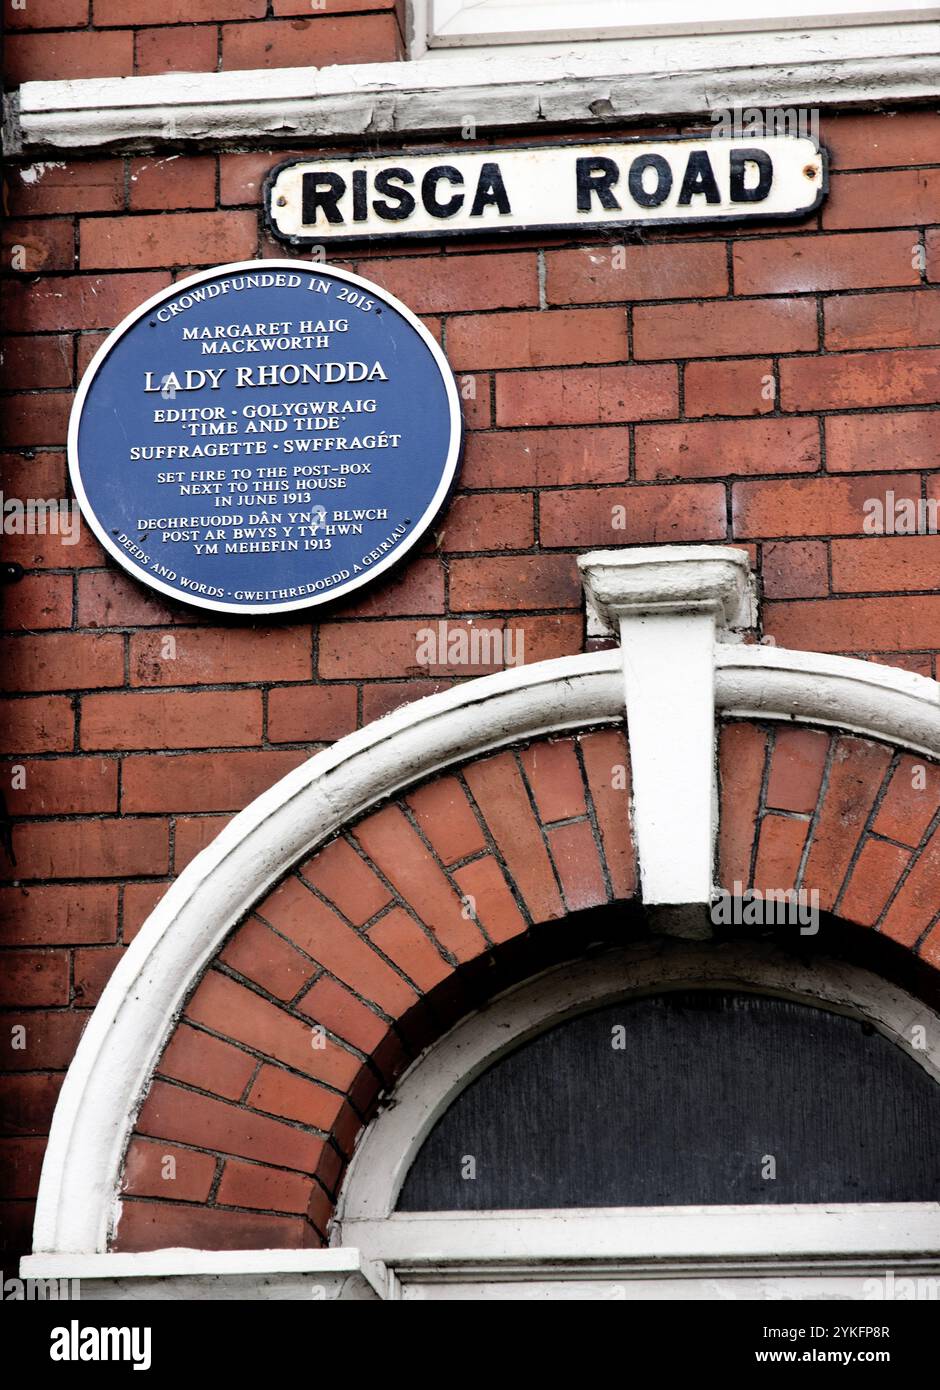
69;259;462;614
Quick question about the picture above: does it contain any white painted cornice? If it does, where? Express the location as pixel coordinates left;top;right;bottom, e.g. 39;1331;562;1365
6;22;940;153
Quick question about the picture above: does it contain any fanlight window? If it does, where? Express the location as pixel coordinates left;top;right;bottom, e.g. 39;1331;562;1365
398;990;940;1211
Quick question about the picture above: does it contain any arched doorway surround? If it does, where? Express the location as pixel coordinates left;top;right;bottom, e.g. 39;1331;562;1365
22;546;940;1298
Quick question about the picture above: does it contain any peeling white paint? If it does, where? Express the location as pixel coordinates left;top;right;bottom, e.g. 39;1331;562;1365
18;160;66;182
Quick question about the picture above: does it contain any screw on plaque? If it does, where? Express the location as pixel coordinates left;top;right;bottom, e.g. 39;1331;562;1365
0;562;24;584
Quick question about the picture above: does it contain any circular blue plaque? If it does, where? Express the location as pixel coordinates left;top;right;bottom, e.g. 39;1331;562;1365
69;260;462;615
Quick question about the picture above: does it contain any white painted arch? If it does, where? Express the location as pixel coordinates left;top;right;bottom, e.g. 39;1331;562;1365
27;545;940;1269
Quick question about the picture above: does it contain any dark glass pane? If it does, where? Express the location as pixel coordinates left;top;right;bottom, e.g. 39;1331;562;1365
397;991;940;1210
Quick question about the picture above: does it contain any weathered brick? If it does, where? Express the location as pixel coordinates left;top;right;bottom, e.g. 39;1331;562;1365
540;482;726;547
761;540;829;599
405;777;486;865
73;945;125;1005
0;950;69;1007
635;297;817;359
0;884;117;947
780;348;940;412
11;818;169;880
2;220;75;274
461;426;629;489
825;411;940;472
733;475;920;539
300;839;392;926
131;627;310;686
0;696;74;754
221;14;400;69
545;243;728;304
128;155;217;211
831;536;940;593
767;595;940;653
135;24;220;75
822;169;940;231
157;1022;256;1102
636;417;819;481
121;749;307;812
733;231;919;294
463;752;562;922
718;723;767;887
122;1138;217;1203
0;335;73;391
496;363;677;426
446;308;627;371
449;555;581;611
80;212;257;270
267;685;357;744
353;805;486;961
766;728;828;814
6;161;124;217
6;31;133;84
352;253;538;314
82;689;264;750
684;358;776;418
1;633;123;693
439;493;534;553
3;273;170;333
5;756;118;817
825;289;940;350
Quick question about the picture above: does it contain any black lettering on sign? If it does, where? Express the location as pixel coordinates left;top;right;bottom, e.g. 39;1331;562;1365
373;167;416;221
301;172;346;225
352;168;369;222
469;162;512;217
627;153;673;209
730;148;773;203
576;157;621;212
422;165;465;219
677;150;721;205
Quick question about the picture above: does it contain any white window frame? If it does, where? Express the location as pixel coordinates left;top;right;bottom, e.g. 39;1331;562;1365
334;942;940;1300
418;0;940;49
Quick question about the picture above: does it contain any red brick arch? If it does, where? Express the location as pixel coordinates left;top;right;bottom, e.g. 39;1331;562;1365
718;721;940;963
114;728;634;1252
112;718;940;1255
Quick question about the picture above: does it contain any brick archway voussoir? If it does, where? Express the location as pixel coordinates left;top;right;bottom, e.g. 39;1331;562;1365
718;719;940;968
114;728;635;1252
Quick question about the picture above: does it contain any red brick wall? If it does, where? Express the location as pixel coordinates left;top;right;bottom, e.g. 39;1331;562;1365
4;2;405;84
3;95;940;1261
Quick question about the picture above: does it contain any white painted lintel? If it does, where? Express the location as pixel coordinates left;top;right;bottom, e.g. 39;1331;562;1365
6;22;940;153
